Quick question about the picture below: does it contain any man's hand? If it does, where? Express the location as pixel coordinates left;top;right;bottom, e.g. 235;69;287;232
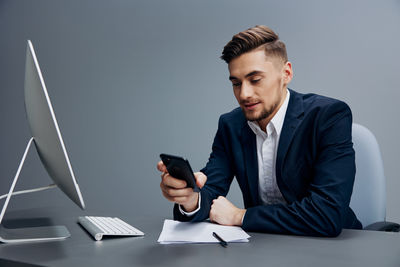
209;196;246;226
157;161;207;212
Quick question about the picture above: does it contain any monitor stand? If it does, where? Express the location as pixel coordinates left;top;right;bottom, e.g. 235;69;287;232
0;137;70;243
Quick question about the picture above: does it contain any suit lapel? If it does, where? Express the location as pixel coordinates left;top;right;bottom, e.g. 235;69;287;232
241;124;260;206
276;89;304;188
239;89;304;206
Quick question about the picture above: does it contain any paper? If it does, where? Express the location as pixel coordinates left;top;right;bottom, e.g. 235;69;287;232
157;219;250;244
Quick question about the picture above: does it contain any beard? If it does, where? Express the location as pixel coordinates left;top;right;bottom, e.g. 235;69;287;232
241;101;279;122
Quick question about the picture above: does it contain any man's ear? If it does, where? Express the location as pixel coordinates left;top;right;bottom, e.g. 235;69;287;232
282;61;293;84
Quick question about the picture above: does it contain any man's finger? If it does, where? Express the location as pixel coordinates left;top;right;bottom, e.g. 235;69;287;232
161;185;193;197
209;206;215;222
160;189;190;204
157;161;167;172
162;173;187;188
161;190;180;203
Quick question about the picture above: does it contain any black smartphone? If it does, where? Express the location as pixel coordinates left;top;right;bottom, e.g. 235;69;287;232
160;154;200;192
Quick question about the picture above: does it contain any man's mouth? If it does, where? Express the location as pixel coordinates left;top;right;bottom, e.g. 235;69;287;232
243;102;260;110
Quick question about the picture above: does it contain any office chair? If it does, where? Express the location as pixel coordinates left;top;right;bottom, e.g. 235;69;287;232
349;123;399;232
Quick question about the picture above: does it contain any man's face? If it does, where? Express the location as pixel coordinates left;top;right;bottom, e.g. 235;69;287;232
228;47;292;127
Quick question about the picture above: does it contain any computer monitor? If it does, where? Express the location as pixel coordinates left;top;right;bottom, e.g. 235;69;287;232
0;40;85;243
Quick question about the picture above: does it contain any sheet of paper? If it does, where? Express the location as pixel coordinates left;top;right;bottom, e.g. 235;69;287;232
157;219;250;244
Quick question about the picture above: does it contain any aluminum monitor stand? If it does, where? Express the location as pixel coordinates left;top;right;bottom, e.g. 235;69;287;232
0;138;70;243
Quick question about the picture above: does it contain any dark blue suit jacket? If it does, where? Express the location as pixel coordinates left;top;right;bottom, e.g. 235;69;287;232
174;89;362;236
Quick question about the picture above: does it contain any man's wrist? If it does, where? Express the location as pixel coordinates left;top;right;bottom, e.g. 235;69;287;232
179;193;201;216
182;192;199;212
235;208;246;226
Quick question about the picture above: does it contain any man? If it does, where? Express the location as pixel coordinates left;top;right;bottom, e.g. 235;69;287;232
157;25;362;237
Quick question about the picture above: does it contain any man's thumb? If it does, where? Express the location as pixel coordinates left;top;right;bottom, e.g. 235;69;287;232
195;172;207;189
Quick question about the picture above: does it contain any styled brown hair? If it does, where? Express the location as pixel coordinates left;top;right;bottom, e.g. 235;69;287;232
221;25;288;64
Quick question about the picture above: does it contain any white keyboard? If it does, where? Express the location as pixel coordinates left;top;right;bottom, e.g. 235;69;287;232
78;216;145;241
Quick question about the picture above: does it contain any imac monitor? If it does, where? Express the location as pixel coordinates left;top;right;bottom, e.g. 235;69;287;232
0;40;85;243
24;40;85;209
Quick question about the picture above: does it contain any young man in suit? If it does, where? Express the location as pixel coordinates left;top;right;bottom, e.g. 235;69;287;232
157;25;362;236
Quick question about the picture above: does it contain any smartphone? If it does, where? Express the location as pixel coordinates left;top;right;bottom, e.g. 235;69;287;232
160;154;200;192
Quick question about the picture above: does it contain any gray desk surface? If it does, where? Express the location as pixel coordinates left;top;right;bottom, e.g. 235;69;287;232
0;209;399;267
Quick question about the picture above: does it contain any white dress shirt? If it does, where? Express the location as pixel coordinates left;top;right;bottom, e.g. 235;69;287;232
247;89;290;205
179;89;290;215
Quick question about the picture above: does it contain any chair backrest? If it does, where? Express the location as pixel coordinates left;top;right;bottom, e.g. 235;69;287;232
350;123;386;227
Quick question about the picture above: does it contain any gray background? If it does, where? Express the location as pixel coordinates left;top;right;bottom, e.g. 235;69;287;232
0;0;399;223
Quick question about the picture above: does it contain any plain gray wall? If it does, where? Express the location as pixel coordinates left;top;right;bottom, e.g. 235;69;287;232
1;0;399;223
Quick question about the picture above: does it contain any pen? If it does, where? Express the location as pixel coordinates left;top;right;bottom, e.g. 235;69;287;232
213;232;228;248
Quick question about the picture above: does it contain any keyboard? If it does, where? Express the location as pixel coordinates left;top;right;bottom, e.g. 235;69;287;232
78;216;145;241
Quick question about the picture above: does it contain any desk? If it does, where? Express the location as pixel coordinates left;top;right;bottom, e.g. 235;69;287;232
0;209;399;267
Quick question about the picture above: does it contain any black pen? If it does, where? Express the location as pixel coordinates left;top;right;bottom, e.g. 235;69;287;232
213;232;228;247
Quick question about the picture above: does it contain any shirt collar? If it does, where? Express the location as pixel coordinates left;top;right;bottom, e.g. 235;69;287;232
247;89;290;136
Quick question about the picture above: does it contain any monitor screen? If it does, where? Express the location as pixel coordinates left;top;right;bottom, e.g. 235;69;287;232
24;40;85;209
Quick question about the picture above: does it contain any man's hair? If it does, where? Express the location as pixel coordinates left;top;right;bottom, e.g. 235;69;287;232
221;25;288;64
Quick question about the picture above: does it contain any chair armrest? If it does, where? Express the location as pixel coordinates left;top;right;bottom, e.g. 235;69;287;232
364;221;400;232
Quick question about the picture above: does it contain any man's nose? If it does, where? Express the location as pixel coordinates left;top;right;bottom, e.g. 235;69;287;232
240;82;254;99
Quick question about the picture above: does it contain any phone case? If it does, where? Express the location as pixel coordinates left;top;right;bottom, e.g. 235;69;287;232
160;154;200;192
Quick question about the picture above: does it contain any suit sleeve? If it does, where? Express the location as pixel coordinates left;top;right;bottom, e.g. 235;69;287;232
173;115;234;222
242;101;357;237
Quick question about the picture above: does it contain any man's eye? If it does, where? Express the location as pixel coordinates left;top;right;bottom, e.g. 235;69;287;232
232;82;241;87
251;79;261;84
